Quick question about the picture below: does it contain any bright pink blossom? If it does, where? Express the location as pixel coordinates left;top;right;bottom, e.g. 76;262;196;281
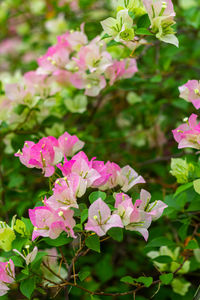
29;206;76;240
0;260;15;296
85;198;123;236
179;80;200;109
0;260;15;284
15;141;35;168
58;131;84;157
28;136;62;177
91;160;111;188
58;151;100;187
98;161;121;190
172;114;200;149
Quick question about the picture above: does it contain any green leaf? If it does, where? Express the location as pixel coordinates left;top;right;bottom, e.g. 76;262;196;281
81;209;88;224
174;182;193;197
20;277;36;299
137;14;151;28
185;240;199;249
160;273;173;285
193;179;200;194
0;228;16;252
120;276;135;284
21;217;33;236
178;223;189;241
108;227;123;242
12;237;28;251
85;235;100;253
79;271;90;281
43;235;72;246
135;28;153;35
135;276;153;287
31;251;47;267
14;219;26;237
128;11;135;20
9;255;24;267
145;237;175;248
89;191;106;204
153;255;172;263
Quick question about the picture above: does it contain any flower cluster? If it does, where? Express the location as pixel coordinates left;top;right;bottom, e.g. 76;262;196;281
0;260;15;296
15;132;84;177
3;25;138;111
143;0;178;46
101;0;178;47
15;131;167;242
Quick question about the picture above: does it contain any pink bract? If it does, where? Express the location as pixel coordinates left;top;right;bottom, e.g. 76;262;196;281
85;198;123;236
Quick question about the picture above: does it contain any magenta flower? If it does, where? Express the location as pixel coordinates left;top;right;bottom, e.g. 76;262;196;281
15;137;62;177
179;80;200;109
85;198;123;236
91;160;111;188
117;165;145;192
172;114;200;149
58;151;100;187
15;141;36;168
28;136;62;177
58;131;85;157
0;260;15;296
29;206;76;240
0;260;15;284
98;161;121;190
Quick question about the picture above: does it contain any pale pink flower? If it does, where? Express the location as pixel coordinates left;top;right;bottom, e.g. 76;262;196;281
137;189;167;221
179;80;200;109
38;43;70;74
73;44;112;74
44;176;81;211
114;193;135;226
105;58;138;85
143;0;175;19
172;114;200;149
117;165;145;192
85;198;123;236
29;206;76;240
5;83;33;104
70;72;106;97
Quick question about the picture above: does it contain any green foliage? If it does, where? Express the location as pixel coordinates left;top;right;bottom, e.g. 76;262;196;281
85;235;100;253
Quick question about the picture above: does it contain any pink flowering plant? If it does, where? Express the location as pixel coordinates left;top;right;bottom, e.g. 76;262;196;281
0;130;168;298
1;0;200;299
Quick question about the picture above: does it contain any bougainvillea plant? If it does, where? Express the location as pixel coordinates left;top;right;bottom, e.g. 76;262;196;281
0;0;200;299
